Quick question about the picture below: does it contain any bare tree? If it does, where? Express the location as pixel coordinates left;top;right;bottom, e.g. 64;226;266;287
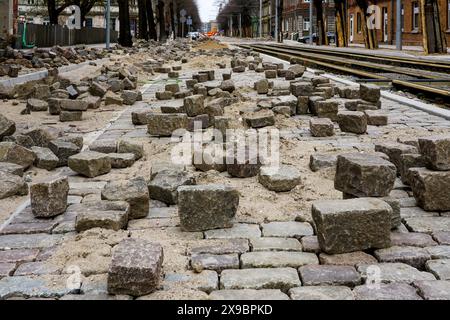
355;0;378;49
118;0;132;46
335;0;348;47
420;0;447;54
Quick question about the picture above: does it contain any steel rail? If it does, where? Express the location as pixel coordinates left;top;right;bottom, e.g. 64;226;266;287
247;44;450;80
239;44;450;100
266;43;450;71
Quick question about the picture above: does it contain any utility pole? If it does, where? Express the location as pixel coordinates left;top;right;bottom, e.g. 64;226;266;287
309;0;313;44
396;0;402;50
106;0;110;49
259;0;262;38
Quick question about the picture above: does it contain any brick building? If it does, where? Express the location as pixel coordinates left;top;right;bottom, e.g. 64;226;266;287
347;0;450;46
282;0;336;40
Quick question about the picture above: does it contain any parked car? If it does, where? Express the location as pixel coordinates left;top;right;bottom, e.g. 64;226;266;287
187;32;200;40
298;32;335;44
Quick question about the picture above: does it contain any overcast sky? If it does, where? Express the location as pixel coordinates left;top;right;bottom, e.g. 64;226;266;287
198;0;220;23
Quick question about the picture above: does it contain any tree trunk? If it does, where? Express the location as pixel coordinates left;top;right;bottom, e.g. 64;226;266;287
146;0;157;41
278;0;283;43
314;0;328;45
47;0;69;25
335;0;348;47
420;0;447;54
157;1;167;42
138;0;148;40
356;0;378;49
118;0;133;47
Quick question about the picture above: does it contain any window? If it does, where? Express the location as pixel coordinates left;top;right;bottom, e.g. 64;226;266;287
85;18;93;28
303;17;310;31
356;12;361;33
412;2;419;31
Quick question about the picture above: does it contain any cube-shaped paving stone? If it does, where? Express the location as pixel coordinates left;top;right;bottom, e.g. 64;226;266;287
107;239;163;296
250;237;302;252
390;232;437;248
299;265;361;287
0;142;36;170
155;91;173;100
89;139;117;154
375;142;418;171
374;246;431;269
335;153;397;197
309;118;335;137
262;221;314;238
108;153;135;169
290;82;314;97
337;111;367;134
59;99;88;111
147;113;188;136
412;280;450;300
220;268;301;293
254;79;269;94
312;198;392;254
49;140;81;166
425;259;450;280
0;172;28;200
409;168;450;211
311;99;339;120
210;289;289;300
289;286;354;300
101;177;149;219
30;176;69;218
258;165;301;192
184;95;205;117
31;147;58;171
204;223;261;239
68;151;111;178
75;201;130;232
418;135;450;171
360;84;380;103
190;253;239;273
364;110;388;126
148;169;195;205
117;139;143;160
319;251;378;266
178;184;239;232
357;263;435;284
0;114;16;140
399;153;427;185
241;251;318;268
353;283;422;300
226;147;263;178
243;110;275;128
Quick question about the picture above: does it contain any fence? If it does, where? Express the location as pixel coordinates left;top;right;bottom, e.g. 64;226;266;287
18;23;118;48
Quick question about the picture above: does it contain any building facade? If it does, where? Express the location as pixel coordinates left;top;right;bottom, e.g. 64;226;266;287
17;0;139;35
347;0;450;46
282;0;335;40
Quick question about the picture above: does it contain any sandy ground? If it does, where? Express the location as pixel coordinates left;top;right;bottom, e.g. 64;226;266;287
2;40;450;299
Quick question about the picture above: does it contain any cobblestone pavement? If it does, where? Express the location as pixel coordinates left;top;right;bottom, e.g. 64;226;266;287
0;41;450;300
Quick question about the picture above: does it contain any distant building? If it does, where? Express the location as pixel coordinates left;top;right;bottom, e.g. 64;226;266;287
282;0;335;40
347;0;450;46
17;0;139;35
